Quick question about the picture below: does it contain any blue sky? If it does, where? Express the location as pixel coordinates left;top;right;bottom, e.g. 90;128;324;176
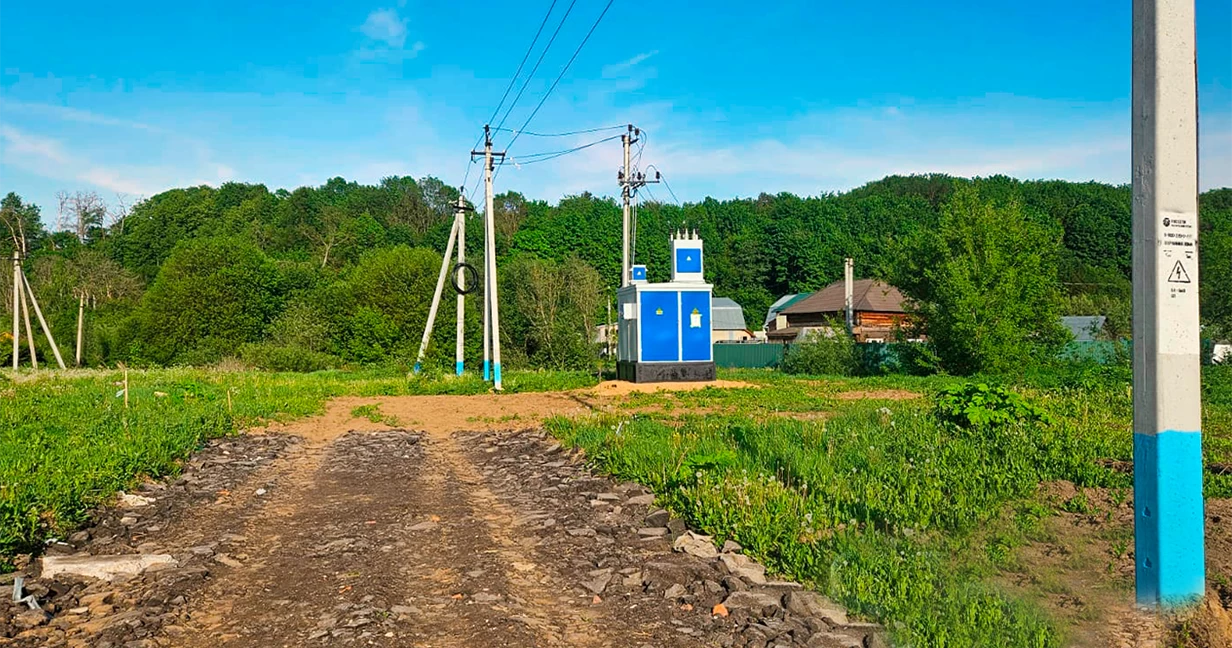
1;0;1229;221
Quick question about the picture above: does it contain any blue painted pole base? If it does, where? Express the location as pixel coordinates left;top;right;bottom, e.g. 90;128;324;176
1134;430;1205;607
483;361;490;381
412;362;422;374
456;361;464;376
493;363;501;384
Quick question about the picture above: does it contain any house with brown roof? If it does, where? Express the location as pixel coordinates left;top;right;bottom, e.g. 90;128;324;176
766;278;910;343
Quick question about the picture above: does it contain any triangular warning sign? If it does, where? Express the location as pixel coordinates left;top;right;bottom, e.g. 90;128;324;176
1167;260;1191;284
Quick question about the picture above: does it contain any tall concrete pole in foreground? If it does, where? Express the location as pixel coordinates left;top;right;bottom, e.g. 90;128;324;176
1131;0;1205;607
456;193;467;376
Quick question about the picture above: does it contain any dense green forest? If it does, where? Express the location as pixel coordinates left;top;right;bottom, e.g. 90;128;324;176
2;175;1230;374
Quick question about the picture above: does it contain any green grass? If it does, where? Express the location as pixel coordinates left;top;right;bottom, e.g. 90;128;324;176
0;366;598;567
4;363;1229;646
544;366;1232;647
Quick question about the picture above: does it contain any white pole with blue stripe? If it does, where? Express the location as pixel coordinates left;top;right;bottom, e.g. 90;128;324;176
456;193;466;376
1131;0;1205;607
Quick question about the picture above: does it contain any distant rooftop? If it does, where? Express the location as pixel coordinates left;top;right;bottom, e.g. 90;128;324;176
781;279;907;316
713;297;748;331
764;293;811;328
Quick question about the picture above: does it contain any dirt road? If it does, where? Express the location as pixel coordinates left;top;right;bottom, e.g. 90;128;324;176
4;389;881;648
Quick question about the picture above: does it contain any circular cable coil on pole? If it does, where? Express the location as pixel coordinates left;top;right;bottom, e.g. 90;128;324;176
452;262;480;295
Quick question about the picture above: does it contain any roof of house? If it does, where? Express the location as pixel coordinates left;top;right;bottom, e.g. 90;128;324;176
1061;315;1107;342
781;279;907;316
712;297;749;331
764;293;811;327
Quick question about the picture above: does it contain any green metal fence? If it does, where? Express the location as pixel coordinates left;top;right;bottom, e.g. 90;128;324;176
713;343;786;368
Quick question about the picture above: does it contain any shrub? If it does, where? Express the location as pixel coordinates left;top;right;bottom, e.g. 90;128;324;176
782;324;858;376
887;185;1070;375
934;382;1051;429
136;237;283;364
239;342;339;372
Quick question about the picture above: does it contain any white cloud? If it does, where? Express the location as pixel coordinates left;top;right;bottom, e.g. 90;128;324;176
0;118;233;200
0;99;161;133
359;8;408;48
0;124;69;164
78;168;159;196
602;51;658;78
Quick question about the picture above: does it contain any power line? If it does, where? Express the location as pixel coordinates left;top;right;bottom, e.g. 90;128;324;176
463;0;562;192
505;133;623;165
502;0;618;155
485;0;560;128
492;124;625;138
644;164;680;204
492;0;581;136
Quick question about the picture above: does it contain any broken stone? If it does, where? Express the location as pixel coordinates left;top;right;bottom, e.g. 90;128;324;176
644;509;671;527
637;527;668;537
672;531;718;559
719;553;767;585
117;492;155;508
785;591;849;626
722;575;748;592
213;553;243;568
721;590;782;613
627;494;656;506
721;539;743;554
582;572;613;595
806;631;863;648
390;605;420;617
41;554;177;582
13;609;49;629
408;521;438;531
663;583;688;600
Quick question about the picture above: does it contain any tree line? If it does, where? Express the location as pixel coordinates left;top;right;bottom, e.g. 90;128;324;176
1;174;1229;375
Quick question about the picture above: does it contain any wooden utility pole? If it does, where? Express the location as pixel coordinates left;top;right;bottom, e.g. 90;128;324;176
1131;0;1204;607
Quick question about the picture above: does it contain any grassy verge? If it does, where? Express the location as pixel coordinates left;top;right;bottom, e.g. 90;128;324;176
544;366;1232;647
0;366;598;567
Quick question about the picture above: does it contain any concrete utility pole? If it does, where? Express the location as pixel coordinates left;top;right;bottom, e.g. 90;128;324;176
11;251;19;371
618;125;658;287
411;191;474;377
844;258;854;333
474;125;506;390
1131;0;1205;607
456;193;467;376
23;272;66;369
412;218;460;375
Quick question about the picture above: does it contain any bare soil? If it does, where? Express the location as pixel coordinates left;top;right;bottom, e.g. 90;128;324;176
3;388;880;648
997;481;1232;648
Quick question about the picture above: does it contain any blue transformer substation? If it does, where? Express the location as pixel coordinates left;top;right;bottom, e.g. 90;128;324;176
616;230;716;382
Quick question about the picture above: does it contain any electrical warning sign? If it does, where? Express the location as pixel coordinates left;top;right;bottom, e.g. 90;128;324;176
1167;260;1191;284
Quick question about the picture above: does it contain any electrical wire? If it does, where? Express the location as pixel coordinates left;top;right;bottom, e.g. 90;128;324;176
491;124;625;138
502;0;618;155
644;164;680;205
486;0;560;129
492;0;581;135
463;0;565;192
504;133;623;166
